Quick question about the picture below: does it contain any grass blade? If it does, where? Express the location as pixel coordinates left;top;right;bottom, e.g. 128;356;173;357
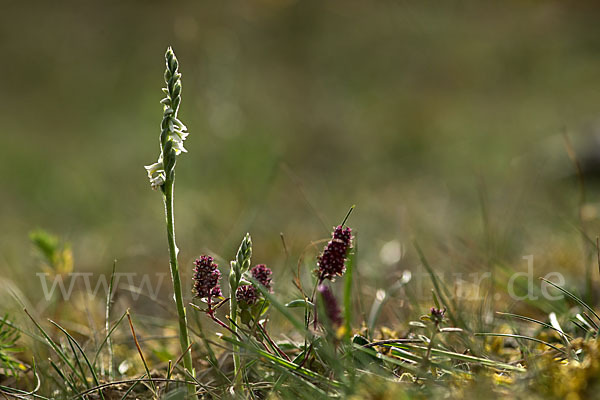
92;310;127;367
48;319;104;399
49;358;78;394
496;312;573;340
105;259;117;380
580;312;599;332
23;309;82;382
285;299;315;309
352;344;422;376
344;238;356;340
539;277;600;325
250;277;307;334
398;344;526;372
67;338;90;389
221;335;339;387
120;373;146;400
475;332;567;356
412;239;463;330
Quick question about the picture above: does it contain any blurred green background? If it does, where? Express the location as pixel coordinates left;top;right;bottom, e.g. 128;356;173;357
3;1;600;306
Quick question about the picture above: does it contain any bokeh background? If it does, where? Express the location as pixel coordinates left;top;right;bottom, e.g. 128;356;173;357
3;1;600;311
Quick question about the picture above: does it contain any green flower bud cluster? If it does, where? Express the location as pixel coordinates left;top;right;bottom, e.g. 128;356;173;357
229;233;252;293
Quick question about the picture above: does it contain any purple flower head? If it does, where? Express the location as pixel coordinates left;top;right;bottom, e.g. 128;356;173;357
192;255;222;299
236;284;258;306
430;307;446;323
251;264;273;292
318;284;342;327
317;225;352;281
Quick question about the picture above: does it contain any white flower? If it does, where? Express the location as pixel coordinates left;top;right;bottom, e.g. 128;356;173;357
145;161;162;173
170;133;187;154
149;173;165;190
175;128;189;141
145;161;166;190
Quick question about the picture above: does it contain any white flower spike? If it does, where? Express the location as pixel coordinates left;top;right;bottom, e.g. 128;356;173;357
144;47;189;189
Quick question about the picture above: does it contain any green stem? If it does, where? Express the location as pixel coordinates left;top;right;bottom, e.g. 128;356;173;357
229;290;242;388
227;233;251;391
425;323;439;365
164;178;196;397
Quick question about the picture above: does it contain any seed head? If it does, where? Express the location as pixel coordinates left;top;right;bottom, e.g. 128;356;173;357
317;225;352;281
235;285;258;306
317;284;342;327
251;264;273;292
192;255;222;299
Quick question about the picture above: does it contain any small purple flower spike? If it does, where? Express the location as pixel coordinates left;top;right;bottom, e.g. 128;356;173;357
192;255;222;299
318;225;352;282
236;285;258;306
318;284;343;327
251;264;273;292
430;307;446;323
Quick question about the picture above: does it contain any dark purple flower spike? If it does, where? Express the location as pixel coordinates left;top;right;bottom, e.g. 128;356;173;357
317;284;343;327
236;284;258;306
251;264;273;291
192;255;222;301
318;225;352;282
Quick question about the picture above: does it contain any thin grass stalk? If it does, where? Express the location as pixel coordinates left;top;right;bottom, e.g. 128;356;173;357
67;339;89;390
49;358;78;394
93;311;127;368
126;311;156;395
105;260;116;380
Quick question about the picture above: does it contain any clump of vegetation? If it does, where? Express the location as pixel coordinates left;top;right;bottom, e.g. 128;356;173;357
0;316;24;377
4;47;600;400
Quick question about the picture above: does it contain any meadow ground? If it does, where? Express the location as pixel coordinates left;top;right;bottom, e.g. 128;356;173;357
2;1;600;399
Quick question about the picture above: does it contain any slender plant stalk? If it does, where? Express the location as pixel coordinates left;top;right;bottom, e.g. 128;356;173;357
228;234;252;388
424;329;437;362
144;47;195;397
126;312;156;395
230;292;241;386
105;260;116;380
164;179;195;395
